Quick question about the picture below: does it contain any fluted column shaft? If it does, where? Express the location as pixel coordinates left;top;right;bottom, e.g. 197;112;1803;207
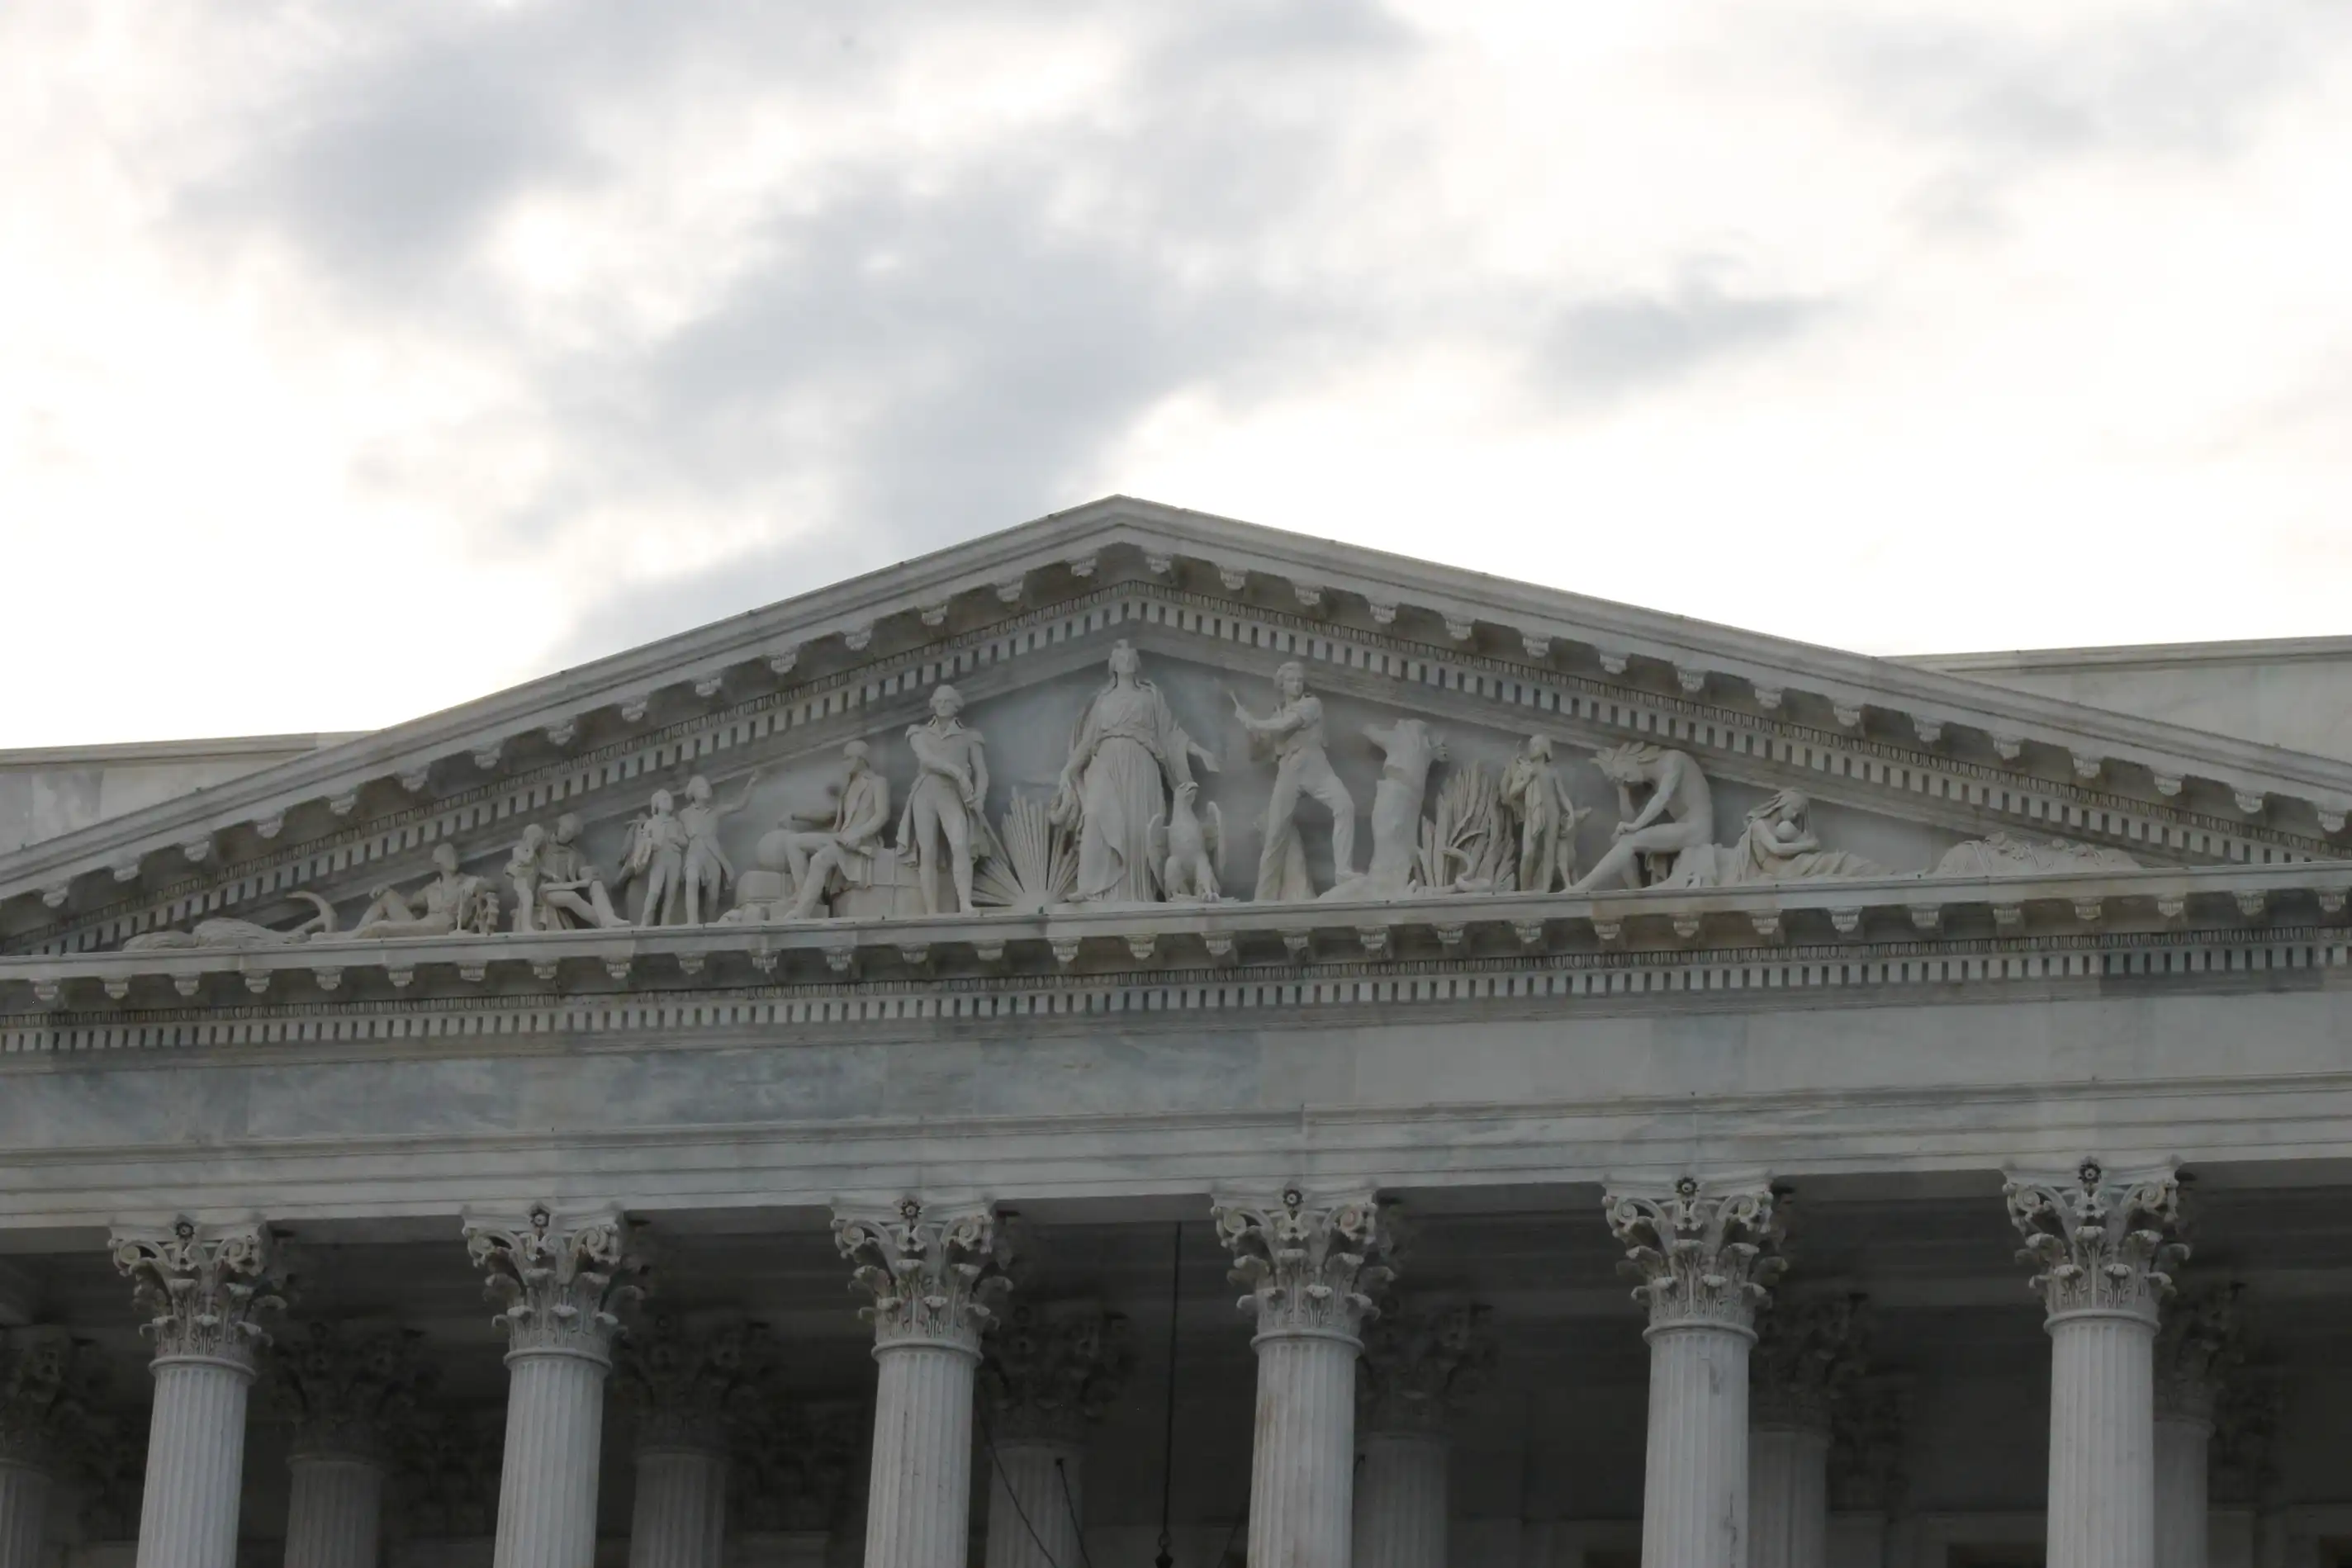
136;1356;255;1568
629;1446;728;1568
2046;1313;2158;1568
493;1347;611;1568
1643;1324;1753;1568
984;1436;1083;1568
1354;1430;1448;1568
866;1342;980;1568
1249;1331;1361;1568
1747;1426;1828;1568
284;1452;385;1568
2154;1414;2211;1568
0;1461;55;1568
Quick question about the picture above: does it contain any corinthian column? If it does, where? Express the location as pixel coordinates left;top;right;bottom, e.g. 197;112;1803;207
2006;1160;2186;1568
1213;1189;1396;1568
112;1219;287;1568
2151;1287;2241;1568
615;1318;758;1568
1604;1178;1783;1568
1747;1296;1865;1568
979;1304;1133;1568
467;1206;647;1568
835;1198;1012;1568
269;1324;429;1568
1352;1305;1496;1568
0;1329;106;1568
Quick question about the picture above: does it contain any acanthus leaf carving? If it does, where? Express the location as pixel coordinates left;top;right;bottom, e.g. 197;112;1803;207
267;1321;433;1461
1358;1303;1496;1436
463;1204;645;1362
834;1198;1010;1353
1750;1293;1868;1434
613;1315;758;1454
1603;1177;1783;1333
0;1329;109;1473
1212;1188;1394;1343
979;1302;1135;1444
111;1217;287;1370
2004;1159;2184;1325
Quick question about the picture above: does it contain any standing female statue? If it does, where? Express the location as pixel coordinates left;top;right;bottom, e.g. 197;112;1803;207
1050;641;1219;905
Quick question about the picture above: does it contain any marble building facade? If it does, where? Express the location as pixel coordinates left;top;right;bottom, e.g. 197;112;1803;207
2;497;2351;1568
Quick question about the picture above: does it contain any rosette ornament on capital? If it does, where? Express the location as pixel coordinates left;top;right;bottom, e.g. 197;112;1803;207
110;1218;288;1371
2003;1159;2186;1325
1213;1189;1396;1343
833;1199;1012;1354
1603;1178;1785;1333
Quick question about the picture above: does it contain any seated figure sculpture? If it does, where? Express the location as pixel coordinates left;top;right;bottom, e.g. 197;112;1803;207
351;842;497;939
1567;743;1714;894
777;741;894;921
508;813;628;931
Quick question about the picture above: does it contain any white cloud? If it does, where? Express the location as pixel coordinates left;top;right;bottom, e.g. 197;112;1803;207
1;0;2348;745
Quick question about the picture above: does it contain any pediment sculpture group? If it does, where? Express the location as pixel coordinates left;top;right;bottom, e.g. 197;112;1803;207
122;644;2137;950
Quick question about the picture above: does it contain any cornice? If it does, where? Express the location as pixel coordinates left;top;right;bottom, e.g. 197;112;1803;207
7;495;2351;925
2;860;2349;1047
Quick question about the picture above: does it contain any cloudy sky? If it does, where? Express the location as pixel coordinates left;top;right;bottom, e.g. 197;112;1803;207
5;1;2350;747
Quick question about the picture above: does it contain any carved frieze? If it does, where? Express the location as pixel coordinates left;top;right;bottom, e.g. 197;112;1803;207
0;1329;108;1473
613;1315;760;1454
2152;1283;2242;1425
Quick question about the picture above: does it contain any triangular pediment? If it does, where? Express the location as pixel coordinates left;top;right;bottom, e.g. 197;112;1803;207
5;495;2349;958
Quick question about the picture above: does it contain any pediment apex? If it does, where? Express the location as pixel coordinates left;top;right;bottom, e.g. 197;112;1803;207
7;494;2351;922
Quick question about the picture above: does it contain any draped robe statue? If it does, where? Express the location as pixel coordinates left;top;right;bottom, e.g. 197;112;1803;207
1050;641;1218;906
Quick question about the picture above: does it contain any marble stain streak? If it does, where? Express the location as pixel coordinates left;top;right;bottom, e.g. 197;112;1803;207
1640;1327;1749;1568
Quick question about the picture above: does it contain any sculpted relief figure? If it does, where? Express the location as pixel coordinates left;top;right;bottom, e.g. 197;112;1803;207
1658;789;1885;888
616;791;690;926
899;685;989;916
1233;662;1356;902
351;842;499;939
1567;744;1714;894
1050;641;1220;906
507;814;628;932
122;892;336;950
1499;735;1587;894
1325;718;1444;902
777;741;894;921
677;773;761;926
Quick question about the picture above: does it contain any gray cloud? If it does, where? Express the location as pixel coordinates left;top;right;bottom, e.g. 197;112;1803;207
1528;280;1833;400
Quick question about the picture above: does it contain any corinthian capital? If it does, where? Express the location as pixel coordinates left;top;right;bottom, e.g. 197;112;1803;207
980;1303;1135;1443
2003;1160;2185;1325
1359;1304;1496;1436
833;1198;1011;1353
614;1315;760;1453
1604;1178;1784;1334
464;1204;645;1363
1212;1188;1396;1343
1751;1295;1868;1433
267;1323;431;1462
2154;1284;2243;1424
0;1329;107;1472
110;1217;286;1371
